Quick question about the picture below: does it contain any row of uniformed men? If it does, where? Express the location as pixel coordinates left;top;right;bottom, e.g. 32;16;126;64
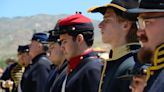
1;0;164;92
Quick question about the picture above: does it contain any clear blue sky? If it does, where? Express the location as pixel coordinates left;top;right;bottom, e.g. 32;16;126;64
0;0;110;20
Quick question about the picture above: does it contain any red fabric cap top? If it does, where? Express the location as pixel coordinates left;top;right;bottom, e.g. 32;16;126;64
58;13;92;26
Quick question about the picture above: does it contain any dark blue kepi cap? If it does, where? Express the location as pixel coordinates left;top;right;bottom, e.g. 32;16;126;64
128;0;164;13
17;45;29;53
48;31;59;42
31;32;48;44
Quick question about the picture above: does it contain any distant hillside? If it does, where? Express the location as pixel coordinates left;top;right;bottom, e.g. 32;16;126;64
0;14;108;60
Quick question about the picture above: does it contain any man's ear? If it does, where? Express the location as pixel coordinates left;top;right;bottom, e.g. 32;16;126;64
38;42;43;49
76;34;84;44
122;21;132;32
38;42;42;47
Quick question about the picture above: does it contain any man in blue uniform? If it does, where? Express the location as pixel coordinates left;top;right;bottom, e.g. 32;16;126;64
45;23;67;92
0;45;30;92
128;0;164;92
88;0;140;92
55;12;103;92
21;32;51;92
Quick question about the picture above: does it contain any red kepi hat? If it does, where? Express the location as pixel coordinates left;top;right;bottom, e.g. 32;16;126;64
55;12;94;35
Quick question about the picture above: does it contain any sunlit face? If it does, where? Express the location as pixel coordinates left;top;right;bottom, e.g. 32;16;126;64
29;40;42;59
98;8;125;44
137;12;164;51
48;42;64;65
60;33;79;60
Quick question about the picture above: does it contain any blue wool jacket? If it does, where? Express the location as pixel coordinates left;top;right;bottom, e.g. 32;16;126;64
21;53;51;92
64;51;103;92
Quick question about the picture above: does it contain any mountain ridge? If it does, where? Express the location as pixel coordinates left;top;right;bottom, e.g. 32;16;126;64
0;14;108;59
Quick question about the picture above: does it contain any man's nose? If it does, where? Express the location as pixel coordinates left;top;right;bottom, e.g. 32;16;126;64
137;29;145;37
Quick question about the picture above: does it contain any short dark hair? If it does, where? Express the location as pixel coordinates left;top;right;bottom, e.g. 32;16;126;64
67;30;94;47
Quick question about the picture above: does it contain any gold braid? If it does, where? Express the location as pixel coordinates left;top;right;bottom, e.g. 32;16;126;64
146;44;164;81
10;63;25;91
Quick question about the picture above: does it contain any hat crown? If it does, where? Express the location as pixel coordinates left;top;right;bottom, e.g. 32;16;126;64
56;13;94;34
88;0;139;15
32;32;48;43
18;45;29;53
111;0;139;9
58;13;92;26
48;30;59;42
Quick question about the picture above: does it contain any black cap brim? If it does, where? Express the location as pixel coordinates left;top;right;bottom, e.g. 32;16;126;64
128;8;164;14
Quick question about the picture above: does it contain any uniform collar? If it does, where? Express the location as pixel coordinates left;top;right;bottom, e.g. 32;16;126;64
153;43;164;66
57;60;67;73
32;53;46;64
146;43;164;81
108;43;141;61
68;49;97;74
